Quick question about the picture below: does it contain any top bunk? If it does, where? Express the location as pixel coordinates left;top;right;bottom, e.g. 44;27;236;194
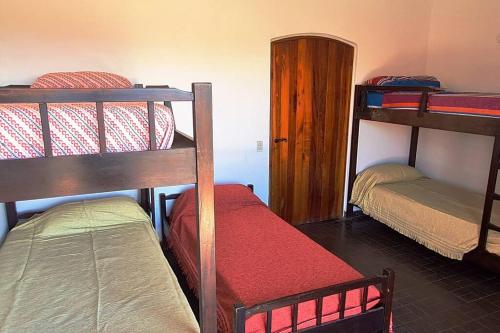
0;74;212;203
354;76;500;136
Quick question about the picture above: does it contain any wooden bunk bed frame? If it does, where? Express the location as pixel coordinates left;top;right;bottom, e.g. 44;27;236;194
160;185;395;333
0;84;217;333
346;84;500;272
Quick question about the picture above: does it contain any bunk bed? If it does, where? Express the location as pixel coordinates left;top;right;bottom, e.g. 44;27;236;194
0;77;217;332
160;184;395;333
346;83;500;272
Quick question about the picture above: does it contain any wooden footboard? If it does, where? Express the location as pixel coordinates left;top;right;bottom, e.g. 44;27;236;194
160;186;395;333
233;269;395;333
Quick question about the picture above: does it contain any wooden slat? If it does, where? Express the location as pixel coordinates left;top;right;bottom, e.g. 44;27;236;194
96;102;106;153
417;91;429;116
39;103;52;157
159;193;167;225
234;269;395;333
316;297;323;325
292;38;312;224
140;188;150;212
0;148;196;202
493;193;500;200
339;291;346;319
266;310;272;333
192;83;217;333
361;286;369;313
0;88;193;103
149;187;156;229
147;101;157;150
246;275;383;316
291;303;298;332
5;202;18;230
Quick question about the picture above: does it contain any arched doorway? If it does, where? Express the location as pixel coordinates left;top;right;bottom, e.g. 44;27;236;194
269;34;355;225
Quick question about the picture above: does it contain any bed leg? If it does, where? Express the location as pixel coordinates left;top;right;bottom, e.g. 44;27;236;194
381;268;395;333
346;117;360;217
478;134;500;251
234;304;246;333
193;82;217;333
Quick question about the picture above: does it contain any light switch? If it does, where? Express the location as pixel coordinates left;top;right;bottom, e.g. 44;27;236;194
256;140;264;152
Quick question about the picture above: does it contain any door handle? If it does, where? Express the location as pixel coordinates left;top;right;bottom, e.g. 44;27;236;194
274;138;288;143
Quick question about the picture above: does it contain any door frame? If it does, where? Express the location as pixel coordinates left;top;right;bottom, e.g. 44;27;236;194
268;33;358;217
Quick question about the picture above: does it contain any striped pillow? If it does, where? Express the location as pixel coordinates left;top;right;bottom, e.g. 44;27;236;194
31;71;132;88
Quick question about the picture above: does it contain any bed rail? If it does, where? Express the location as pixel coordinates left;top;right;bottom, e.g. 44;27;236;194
0;86;200;202
352;85;500;137
234;269;395;333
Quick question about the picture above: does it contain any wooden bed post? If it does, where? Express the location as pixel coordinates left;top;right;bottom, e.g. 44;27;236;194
408;126;419;167
192;83;217;333
233;304;246;333
346;86;362;216
381;268;395;333
5;202;18;230
478;135;500;251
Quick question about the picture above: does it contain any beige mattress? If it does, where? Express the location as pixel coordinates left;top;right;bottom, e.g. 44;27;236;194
351;164;500;260
0;197;199;333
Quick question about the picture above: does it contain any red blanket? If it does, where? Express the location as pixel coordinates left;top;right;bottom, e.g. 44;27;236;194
168;185;382;333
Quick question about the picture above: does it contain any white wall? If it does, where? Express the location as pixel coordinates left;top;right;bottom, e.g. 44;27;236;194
0;0;435;243
418;0;500;193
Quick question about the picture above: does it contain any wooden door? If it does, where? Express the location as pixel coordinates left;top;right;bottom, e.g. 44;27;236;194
270;36;354;225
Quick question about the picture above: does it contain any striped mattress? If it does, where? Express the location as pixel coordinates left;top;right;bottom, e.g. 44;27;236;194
0;71;176;159
0;102;175;159
374;92;500;118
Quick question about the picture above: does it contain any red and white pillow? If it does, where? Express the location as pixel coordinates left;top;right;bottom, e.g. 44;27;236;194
31;71;132;89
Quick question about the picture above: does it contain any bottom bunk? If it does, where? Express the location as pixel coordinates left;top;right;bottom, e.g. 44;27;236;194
0;197;198;333
350;163;500;261
163;184;394;333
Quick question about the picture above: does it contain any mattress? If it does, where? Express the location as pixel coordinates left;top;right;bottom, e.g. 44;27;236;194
0;197;198;333
167;184;382;333
0;102;175;159
351;164;500;260
367;91;500;118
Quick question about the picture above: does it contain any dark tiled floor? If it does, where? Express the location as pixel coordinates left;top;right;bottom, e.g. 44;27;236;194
297;216;500;333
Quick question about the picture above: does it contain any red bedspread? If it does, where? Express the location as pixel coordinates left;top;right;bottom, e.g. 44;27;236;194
381;92;500;117
168;185;382;333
